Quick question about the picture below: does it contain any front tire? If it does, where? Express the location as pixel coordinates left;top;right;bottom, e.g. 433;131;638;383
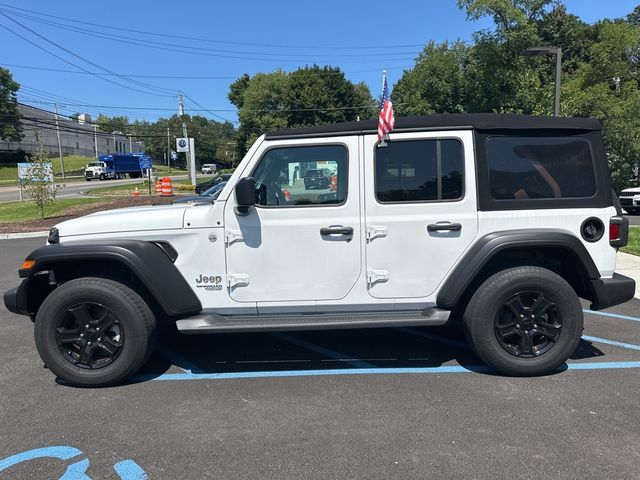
34;277;156;387
463;266;583;376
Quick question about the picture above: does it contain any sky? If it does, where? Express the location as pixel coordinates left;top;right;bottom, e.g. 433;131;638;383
0;0;638;126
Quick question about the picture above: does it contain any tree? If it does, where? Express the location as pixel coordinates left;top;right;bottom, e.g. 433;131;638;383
393;41;471;116
229;66;375;156
394;1;640;191
0;67;22;142
23;131;58;219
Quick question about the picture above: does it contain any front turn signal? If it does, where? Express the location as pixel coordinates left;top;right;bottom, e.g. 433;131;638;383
21;259;36;270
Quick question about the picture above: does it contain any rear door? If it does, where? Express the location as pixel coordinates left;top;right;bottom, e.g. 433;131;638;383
363;130;478;299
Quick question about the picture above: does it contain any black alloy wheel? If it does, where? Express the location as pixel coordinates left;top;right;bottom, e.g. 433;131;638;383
55;302;124;369
494;291;562;358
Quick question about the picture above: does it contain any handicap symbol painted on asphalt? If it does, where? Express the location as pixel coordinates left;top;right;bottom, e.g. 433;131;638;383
0;445;147;479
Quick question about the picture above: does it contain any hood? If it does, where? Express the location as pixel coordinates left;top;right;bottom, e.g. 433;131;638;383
56;203;189;238
621;187;640;194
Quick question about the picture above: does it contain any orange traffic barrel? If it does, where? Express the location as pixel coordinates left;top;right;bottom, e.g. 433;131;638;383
330;175;337;191
133;187;139;199
160;177;173;196
155;179;163;194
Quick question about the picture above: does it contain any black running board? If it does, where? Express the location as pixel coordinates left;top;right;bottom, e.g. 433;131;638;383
176;308;451;334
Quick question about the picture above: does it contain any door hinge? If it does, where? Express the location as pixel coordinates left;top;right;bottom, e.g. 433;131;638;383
366;225;388;242
227;274;250;289
367;269;389;286
225;230;244;246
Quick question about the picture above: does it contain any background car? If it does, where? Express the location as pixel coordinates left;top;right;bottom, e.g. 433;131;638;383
201;164;216;174
303;169;331;190
195;173;232;194
172;181;227;204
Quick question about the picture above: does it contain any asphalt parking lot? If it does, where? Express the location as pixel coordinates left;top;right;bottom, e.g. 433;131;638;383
1;237;640;479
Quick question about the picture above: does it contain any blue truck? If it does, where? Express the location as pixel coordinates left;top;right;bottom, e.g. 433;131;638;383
84;154;150;181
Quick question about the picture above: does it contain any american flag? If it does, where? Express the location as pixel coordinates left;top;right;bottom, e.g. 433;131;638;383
378;71;395;140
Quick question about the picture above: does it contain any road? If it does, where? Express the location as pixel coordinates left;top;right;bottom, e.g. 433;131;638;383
1;236;640;479
0;175;189;203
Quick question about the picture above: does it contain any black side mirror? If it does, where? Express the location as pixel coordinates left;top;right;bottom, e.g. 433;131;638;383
235;177;256;215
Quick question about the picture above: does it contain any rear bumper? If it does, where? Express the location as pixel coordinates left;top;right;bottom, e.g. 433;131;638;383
589;273;636;310
3;280;28;316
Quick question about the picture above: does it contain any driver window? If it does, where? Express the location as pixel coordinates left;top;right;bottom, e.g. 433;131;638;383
252;145;348;207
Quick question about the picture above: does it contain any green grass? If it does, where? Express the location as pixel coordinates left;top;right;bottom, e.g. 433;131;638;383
0;155;95;184
0;157;188;185
0;197;105;223
621;227;640;256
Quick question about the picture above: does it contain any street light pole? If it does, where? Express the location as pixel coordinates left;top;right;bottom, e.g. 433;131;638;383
553;48;562;117
522;46;562;117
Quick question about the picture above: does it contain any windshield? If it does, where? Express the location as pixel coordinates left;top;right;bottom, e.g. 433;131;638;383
88;162;102;167
202;181;227;198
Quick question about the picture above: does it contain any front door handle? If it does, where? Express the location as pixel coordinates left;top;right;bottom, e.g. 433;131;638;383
427;222;462;232
320;226;354;236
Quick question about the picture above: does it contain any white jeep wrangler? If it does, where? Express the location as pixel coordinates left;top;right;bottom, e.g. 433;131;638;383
4;114;635;387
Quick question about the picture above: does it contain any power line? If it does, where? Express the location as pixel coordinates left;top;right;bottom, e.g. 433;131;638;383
0;11;178;98
17;99;380;114
1;10;421;61
0;3;426;51
1;62;410;79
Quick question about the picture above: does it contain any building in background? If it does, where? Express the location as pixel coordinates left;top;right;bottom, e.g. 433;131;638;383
0;103;143;157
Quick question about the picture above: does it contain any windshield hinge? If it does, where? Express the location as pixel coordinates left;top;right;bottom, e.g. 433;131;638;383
227;274;249;289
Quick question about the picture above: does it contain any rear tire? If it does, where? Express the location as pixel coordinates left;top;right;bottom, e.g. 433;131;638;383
34;277;156;387
463;266;583;376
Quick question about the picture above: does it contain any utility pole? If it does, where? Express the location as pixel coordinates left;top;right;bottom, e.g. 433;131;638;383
166;126;171;173
93;124;98;159
179;95;195;184
54;103;65;179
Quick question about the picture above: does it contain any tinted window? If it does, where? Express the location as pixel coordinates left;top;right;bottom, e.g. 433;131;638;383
375;139;463;202
486;136;596;200
252;145;347;207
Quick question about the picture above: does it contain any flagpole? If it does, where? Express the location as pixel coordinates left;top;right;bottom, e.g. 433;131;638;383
379;70;388;147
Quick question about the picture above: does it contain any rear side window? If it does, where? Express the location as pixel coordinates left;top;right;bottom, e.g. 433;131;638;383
486;136;596;200
375;139;463;203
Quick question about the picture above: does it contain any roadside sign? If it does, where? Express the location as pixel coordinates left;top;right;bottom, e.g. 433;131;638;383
176;138;189;153
138;157;152;170
170;151;178;161
17;162;53;182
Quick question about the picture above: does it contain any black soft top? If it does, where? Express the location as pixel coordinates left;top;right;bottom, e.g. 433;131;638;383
265;113;601;139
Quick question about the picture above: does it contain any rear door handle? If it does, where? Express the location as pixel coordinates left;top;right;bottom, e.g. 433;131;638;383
427;222;462;232
320;226;354;236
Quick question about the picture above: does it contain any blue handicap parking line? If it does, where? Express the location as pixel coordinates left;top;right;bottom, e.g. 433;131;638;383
143;312;640;383
145;360;640;382
582;335;640;352
270;332;376;368
583;309;640;323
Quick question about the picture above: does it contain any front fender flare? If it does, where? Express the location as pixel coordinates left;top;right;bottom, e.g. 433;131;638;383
22;240;201;317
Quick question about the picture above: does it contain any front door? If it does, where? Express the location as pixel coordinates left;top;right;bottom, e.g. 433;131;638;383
364;131;478;299
224;137;362;305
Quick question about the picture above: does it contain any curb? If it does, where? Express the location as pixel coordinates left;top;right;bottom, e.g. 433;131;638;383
0;231;48;240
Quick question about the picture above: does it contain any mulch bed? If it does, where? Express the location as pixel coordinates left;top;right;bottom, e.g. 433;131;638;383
0;196;175;233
